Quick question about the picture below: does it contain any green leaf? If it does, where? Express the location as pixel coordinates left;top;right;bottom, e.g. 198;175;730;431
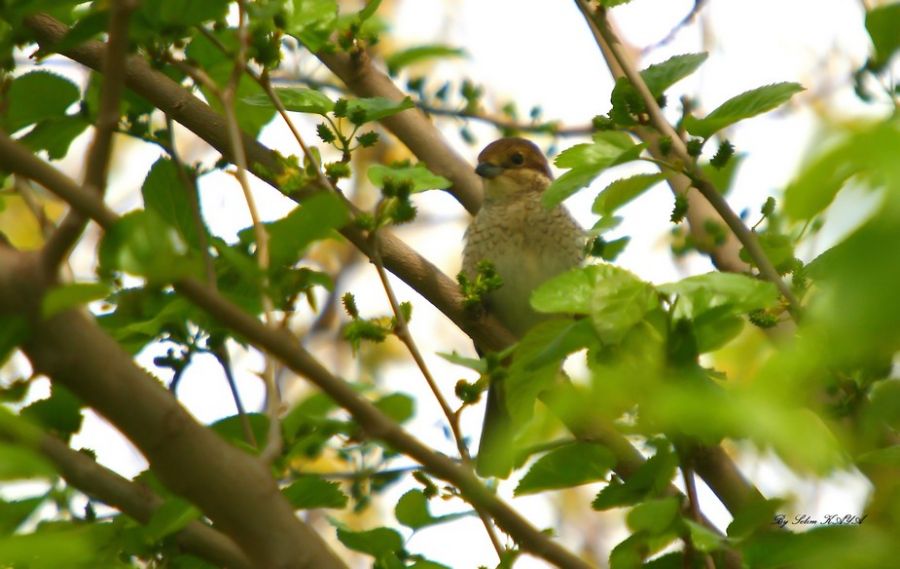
243;88;334;115
0;443;55;480
21;384;83;440
435;351;486;373
98;288;195;354
521;317;597;371
142;158;200;249
394;489;469;530
336;526;403;557
514;442;616;495
856;445;900;466
367;164;451;193
142;498;201;542
592;173;665;215
2;71;80;133
99;210;201;283
541;165;608;209
683;519;723;552
209;413;269;450
533;264;659;343
288;0;339;52
137;0;229;28
691;308;745;353
0;496;45;534
282;475;348;509
593;446;677;510
531;265;607;315
553;132;635;168
0;524;110;568
357;0;382;23
544;132;641;207
374;393;414;424
684;82;804;139
783;120;899;220
505;320;573;426
641;53;709;97
726;497;783;539
240;192;348;270
626;496;680;535
20;114;89;160
866;3;900;69
385;44;465;75
739;232;795;272
184;33;276;137
41;283;108;318
345;96;414;124
658;272;779;318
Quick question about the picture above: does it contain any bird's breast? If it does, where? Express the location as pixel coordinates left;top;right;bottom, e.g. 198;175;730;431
463;198;584;336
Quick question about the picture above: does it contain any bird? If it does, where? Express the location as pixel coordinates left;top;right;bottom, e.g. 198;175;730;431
463;137;585;477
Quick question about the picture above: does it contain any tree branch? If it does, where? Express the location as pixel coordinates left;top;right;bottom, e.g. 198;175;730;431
37;435;254;569
41;0;135;273
0;259;349;568
578;2;800;314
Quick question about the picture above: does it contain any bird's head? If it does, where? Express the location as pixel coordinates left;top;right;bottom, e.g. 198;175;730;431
475;137;553;203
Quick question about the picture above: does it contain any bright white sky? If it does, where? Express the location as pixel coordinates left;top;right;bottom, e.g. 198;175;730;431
7;1;887;567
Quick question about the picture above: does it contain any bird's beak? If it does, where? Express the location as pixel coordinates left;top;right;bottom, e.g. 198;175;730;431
475;162;505;179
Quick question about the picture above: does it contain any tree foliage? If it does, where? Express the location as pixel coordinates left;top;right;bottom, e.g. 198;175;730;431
0;1;898;568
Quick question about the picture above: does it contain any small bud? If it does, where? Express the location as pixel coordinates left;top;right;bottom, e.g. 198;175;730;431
316;123;336;143
332;98;348;118
356;131;379;147
670;194;689;223
686;138;704;157
658;136;673;156
342;292;359;318
710;140;735;169
592;115;615;131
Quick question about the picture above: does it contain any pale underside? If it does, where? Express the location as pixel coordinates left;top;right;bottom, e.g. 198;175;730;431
463;188;585;336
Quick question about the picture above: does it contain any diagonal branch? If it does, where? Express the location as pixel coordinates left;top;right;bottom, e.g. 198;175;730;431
36;434;253;569
41;0;136;273
577;2;800;314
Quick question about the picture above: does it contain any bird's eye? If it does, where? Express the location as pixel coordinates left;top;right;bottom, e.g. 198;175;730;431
510;152;525;166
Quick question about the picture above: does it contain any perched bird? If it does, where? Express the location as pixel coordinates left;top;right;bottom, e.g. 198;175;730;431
463;137;585;477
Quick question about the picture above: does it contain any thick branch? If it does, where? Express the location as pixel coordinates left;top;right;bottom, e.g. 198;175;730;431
0;285;348;568
314;50;483;213
38;435;253;569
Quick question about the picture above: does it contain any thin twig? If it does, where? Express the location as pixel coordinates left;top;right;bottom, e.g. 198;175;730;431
680;456;716;569
214;2;282;463
272;75;593;137
164;115;216;288
582;2;800;316
641;0;707;55
368;230;506;559
41;0;136;273
209;345;258;448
